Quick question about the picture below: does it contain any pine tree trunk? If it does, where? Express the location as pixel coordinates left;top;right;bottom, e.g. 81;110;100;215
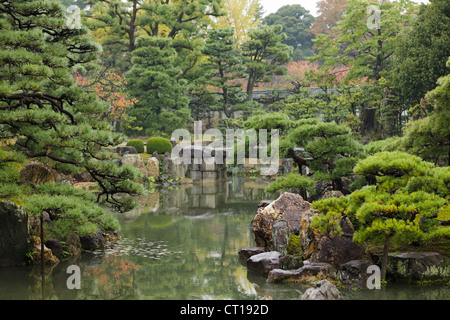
247;72;255;101
40;213;44;273
360;108;377;137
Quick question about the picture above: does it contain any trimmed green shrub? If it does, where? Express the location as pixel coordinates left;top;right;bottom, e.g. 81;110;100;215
146;137;173;154
126;139;145;153
265;173;316;194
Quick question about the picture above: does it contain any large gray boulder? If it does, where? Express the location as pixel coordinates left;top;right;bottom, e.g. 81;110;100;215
337;259;374;289
162;157;188;180
0;201;29;267
271;220;290;255
252;192;317;252
309;217;370;269
122;154;149;178
20;161;56;184
80;231;105;251
238;247;265;261
117;146;137;156
301;280;343;300
251;192;368;269
147;157;160;179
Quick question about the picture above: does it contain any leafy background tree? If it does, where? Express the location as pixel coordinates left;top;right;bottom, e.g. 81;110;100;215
74;71;138;132
311;0;347;38
390;0;450;107
401;58;450;166
310;0;416;138
263;4;315;61
216;0;263;47
311;0;415;83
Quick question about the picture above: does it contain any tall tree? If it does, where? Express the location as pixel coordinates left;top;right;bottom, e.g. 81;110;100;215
125;36;192;135
241;24;293;101
74;71;138;132
390;0;450;107
0;0;143;213
311;0;347;38
401;58;450;166
85;0;224;71
310;0;416;137
197;28;246;118
311;0;415;83
288;118;364;193
216;0;262;47
263;4;315;61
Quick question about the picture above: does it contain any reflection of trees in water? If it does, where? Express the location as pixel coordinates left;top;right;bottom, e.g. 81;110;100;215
79;256;140;300
119;176;278;222
109;177;278;299
3;177;450;299
119;210;258;299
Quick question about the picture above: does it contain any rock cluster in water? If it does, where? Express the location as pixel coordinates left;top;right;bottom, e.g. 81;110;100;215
239;192;450;299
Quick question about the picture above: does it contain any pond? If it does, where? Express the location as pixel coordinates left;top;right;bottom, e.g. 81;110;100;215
0;176;448;300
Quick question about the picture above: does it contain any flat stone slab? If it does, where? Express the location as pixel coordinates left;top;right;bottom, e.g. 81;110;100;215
267;262;336;284
247;251;281;275
238;246;265;261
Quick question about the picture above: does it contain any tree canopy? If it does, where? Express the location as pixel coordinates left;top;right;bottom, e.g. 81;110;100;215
263;4;315;61
0;0;143;214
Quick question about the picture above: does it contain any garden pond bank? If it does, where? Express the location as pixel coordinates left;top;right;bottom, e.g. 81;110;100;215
0;177;448;300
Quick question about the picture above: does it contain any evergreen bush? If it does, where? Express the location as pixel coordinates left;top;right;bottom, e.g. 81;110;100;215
146;137;173;154
126;139;145;153
312;151;450;281
0;0;144;243
266;173;316;194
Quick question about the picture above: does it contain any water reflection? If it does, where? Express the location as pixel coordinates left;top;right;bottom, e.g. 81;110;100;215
0;176;449;300
110;176;277;300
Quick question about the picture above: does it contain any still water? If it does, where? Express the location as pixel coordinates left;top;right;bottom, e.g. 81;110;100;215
0;177;448;300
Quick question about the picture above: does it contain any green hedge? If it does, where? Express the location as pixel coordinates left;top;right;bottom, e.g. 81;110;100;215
126;139;145;153
147;137;173;154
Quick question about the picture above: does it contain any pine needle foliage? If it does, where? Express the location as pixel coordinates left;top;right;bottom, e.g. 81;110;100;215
0;0;143;238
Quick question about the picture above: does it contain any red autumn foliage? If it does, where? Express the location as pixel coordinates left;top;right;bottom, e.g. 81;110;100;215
75;72;138;120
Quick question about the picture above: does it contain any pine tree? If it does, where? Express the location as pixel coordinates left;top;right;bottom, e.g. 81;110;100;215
85;0;224;72
197;27;246;118
125;36;192;135
312;151;450;281
241;24;292;101
0;0;143;218
288;118;364;193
